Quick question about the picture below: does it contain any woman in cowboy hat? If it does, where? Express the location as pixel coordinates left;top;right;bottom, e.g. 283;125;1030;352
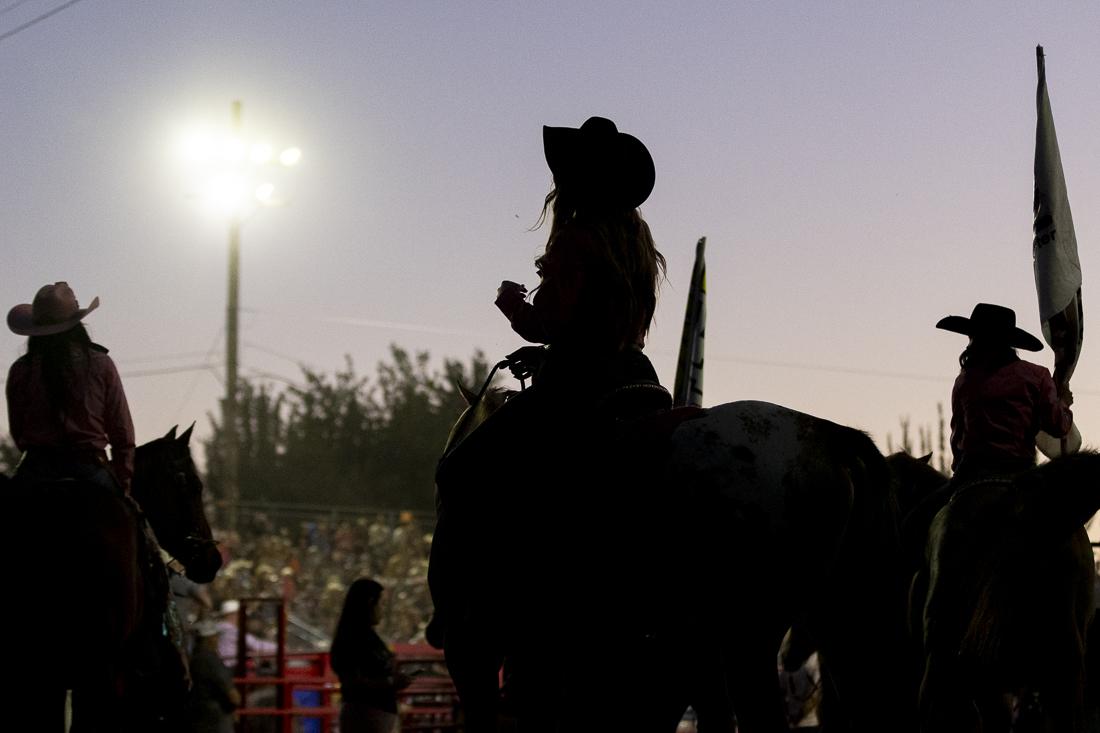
494;115;669;408
6;281;135;493
936;302;1073;480
432;117;673;731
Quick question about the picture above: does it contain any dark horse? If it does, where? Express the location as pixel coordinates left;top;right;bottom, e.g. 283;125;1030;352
911;452;1100;733
431;395;918;732
1;424;222;732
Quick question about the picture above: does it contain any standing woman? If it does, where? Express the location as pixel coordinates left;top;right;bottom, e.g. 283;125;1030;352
331;578;412;733
6;281;135;492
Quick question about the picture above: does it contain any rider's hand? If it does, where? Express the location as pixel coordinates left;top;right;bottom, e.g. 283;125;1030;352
506;345;545;382
495;280;527;319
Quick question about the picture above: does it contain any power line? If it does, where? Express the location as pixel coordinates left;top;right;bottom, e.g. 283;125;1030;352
120;363;217;379
0;0;87;44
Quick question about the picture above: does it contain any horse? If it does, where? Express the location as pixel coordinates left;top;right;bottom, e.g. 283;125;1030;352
912;452;1100;733
430;389;920;732
1;424;222;733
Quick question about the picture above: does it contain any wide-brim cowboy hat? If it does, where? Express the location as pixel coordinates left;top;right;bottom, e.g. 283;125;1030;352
7;281;99;337
543;116;655;210
936;303;1043;352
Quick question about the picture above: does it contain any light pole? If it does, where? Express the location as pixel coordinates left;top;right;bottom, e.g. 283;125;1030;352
223;101;242;530
177;101;300;531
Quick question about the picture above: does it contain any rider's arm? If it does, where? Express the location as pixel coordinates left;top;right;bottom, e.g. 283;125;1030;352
5;362;26;450
1035;366;1073;437
508;227;590;344
101;354;136;491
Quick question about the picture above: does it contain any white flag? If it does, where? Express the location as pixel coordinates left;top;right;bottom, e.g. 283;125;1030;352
1033;45;1083;386
673;237;706;408
1033;45;1084;459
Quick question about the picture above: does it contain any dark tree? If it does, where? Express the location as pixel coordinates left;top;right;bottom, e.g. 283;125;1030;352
203;345;490;513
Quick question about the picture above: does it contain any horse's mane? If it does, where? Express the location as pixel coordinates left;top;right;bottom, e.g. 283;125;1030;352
443;386;517;456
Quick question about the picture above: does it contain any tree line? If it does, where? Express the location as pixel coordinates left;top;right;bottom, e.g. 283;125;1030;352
202;345;491;513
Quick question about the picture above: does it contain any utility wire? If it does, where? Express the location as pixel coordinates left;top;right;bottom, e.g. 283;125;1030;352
120;363;217;379
0;0;86;44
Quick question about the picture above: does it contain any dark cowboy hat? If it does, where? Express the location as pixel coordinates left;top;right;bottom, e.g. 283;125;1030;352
7;282;99;337
935;303;1043;352
543;116;655;210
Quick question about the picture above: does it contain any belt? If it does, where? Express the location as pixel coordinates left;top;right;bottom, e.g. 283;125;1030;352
23;446;109;466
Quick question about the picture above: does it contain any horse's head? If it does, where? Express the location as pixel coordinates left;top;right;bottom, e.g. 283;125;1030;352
442;383;513;457
132;424;223;583
886;451;947;517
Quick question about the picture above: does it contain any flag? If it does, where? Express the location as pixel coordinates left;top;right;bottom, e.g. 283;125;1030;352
1033;45;1084;458
673;237;706;407
1033;45;1083;386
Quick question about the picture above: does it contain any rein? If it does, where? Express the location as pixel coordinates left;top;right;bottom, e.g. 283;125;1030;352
475;354;529;403
161;534;220;578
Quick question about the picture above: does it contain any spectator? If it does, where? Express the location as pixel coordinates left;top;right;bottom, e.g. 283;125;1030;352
216;599;279;669
183;619;241;733
330;578;412;733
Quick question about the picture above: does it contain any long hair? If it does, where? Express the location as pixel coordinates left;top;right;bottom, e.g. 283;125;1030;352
25;324;93;423
536;186;667;348
330;578;385;675
958;338;1017;370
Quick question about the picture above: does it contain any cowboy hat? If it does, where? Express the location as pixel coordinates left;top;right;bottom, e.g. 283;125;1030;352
7;282;99;337
543;116;655;210
935;303;1043;352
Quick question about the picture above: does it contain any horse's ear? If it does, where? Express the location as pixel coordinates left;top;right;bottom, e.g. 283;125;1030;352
457;383;479;406
164;425;178;441
918;452;933;465
178;422;195;445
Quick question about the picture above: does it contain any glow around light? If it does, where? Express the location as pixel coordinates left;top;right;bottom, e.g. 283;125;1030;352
175;122;300;221
249;143;273;164
278;147;302;166
254;182;276;204
200;174;248;218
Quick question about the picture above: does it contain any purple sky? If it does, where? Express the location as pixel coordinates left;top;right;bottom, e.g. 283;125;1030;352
3;3;1100;533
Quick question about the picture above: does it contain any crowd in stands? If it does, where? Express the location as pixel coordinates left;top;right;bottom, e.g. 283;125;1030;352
198;505;435;651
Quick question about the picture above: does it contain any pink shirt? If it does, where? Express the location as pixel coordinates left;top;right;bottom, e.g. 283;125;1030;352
950;357;1072;472
6;345;135;484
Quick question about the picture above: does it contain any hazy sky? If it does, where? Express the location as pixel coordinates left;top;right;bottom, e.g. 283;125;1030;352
3;3;1100;530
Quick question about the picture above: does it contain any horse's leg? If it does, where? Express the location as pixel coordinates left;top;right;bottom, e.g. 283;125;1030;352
724;627;789;733
445;620;504;733
19;686;67;733
918;650;980;733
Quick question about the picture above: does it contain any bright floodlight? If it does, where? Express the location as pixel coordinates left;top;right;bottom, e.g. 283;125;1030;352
255;182;276;204
279;147;302;166
220;137;247;163
250;143;273;164
201;174;248;217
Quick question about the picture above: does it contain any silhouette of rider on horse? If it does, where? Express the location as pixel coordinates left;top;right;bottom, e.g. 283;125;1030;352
904;302;1076;559
5;281;191;720
433;117;682;729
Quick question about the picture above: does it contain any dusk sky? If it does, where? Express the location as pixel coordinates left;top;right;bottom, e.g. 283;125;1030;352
3;3;1100;534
